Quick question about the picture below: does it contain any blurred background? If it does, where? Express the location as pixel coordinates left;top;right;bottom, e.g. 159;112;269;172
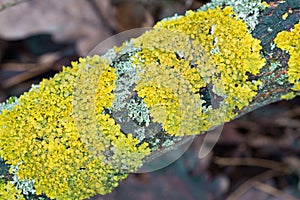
0;0;299;200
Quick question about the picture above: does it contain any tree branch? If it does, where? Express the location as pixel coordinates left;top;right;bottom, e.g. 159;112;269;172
0;0;299;199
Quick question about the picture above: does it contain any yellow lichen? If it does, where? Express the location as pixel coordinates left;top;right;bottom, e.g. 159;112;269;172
0;181;25;200
275;22;300;94
261;1;270;8
0;55;150;199
131;6;265;136
0;5;269;198
282;13;288;20
281;92;296;100
135;62;204;136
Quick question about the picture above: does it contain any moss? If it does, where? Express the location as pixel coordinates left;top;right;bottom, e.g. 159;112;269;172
275;21;300;96
131;6;265;136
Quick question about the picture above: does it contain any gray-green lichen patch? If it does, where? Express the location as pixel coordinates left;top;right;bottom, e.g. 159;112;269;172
134;127;146;142
104;43;159;143
0;96;19;114
162;139;175;148
111;59;138;111
10;164;36;196
107;42;142;112
149;136;160;151
127;97;150;127
199;0;268;31
269;61;282;71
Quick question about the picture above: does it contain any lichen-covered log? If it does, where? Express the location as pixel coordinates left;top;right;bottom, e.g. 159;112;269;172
0;0;299;199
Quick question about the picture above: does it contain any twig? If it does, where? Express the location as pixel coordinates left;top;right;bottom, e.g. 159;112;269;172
253;181;300;200
1;52;60;88
226;170;284;200
214;156;290;173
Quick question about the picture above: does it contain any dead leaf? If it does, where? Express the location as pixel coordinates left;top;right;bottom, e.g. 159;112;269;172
0;0;113;56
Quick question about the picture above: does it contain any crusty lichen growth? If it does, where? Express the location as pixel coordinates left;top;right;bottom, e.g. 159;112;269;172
1;3;290;199
0;55;150;199
274;21;300;98
199;0;269;31
0;96;19;114
10;164;36;196
0;180;25;200
131;6;265;136
127;97;151;127
74;56;151;170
